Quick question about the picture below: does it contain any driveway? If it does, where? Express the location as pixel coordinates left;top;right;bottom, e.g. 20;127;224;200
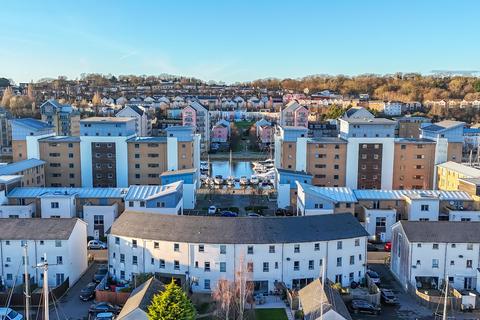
50;262;102;320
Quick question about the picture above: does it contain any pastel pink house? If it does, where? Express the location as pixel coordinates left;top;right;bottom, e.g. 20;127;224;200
280;101;308;128
211;123;229;143
182;105;196;127
255;118;273;145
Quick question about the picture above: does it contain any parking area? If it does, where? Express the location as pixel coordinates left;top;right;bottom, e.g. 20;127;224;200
350;263;432;320
50;262;101;320
192;193;277;216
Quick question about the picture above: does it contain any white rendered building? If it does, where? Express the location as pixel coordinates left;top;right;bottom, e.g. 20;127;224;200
108;212;368;293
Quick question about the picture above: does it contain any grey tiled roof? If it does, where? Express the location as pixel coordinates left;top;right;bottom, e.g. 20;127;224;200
117;277;164;319
0;218;80;240
110;212;369;244
400;221;480;243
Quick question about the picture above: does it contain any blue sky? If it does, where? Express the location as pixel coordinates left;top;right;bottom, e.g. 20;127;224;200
0;0;478;83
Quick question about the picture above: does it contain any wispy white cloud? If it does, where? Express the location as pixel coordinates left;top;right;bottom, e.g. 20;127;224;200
118;50;139;61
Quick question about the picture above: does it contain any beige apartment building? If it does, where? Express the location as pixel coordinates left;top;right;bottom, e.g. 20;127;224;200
392;139;436;189
306;138;347;187
38;136;82;187
127;137;168;185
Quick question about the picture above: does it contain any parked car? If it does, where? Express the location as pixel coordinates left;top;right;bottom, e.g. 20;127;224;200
221;211;237;217
366;270;381;284
94;312;115;320
0;308;23;320
247;212;260;217
88;302;120;315
208;206;217;215
349;299;381;315
367;243;379;251
93;266;108;283
79;282;97;301
380;289;398;304
88;240;107;250
384;241;392;252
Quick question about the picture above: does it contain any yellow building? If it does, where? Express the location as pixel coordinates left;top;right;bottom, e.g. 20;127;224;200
436;161;480;191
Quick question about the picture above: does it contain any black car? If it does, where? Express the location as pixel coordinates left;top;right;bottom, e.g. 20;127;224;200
93;266;108;283
380;289;398;305
88;302;120;315
367;243;379;251
349;299;381;315
79;282;97;301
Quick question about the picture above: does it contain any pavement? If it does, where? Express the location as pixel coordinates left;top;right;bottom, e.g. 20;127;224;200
49;262;103;320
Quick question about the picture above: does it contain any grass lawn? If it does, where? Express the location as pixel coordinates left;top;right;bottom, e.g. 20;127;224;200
234;120;254;129
254;308;288;320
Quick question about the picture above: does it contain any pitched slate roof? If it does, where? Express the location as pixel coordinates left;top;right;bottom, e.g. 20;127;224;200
299;183;357;203
0;159;45;175
124;181;182;201
117;277;164;319
422;120;465;132
8;187;127;198
399;221;480;243
0;218;80;240
299;279;352;320
11;118;53;130
110;212;369;244
437;162;480;178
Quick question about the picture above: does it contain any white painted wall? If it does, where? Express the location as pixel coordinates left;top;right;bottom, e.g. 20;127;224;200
0;203;35;218
345;138;395;189
406;198;439;221
0;220;87;288
26;133;55;159
83;203;118;239
295;138;308;172
108;235;367;292
167;137;178;171
364;208;396;242
40;196;76;218
125;199;183;215
80;135;133;187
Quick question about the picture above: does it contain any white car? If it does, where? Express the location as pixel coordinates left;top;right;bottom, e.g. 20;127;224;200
88;240;107;250
0;308;23;320
208;206;217;214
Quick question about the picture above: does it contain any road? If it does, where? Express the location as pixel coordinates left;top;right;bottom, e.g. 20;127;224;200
49;262;101;320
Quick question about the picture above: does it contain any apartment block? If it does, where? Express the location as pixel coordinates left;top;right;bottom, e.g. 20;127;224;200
437;161;480;191
392;139;436;189
11;118;55;162
280;101;308;128
40;99;80;136
0;158;45;187
182;101;210;153
39;136;82;187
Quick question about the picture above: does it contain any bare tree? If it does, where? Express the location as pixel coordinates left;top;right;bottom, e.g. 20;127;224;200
211;256;254;320
212;279;233;320
234;256;253;320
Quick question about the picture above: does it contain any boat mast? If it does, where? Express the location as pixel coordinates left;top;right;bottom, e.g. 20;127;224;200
36;253;49;320
442;276;448;320
229;149;232;177
23;244;30;320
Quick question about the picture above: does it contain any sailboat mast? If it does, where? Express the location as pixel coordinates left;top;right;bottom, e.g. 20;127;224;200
442;277;448;320
23;244;30;320
43;254;49;320
320;259;325;320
